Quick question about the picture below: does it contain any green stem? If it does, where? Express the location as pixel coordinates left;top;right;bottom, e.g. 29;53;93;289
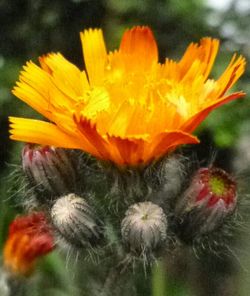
152;260;166;296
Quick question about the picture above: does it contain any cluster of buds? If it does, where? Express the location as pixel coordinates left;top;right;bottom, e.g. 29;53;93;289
18;142;239;266
21;144;104;251
119;166;238;253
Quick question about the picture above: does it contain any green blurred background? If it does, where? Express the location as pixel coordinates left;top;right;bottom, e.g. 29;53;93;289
1;0;250;295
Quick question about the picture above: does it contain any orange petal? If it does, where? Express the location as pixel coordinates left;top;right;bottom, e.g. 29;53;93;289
80;29;107;86
9;117;82;149
181;92;245;133
179;38;219;81
119;26;158;70
12;62;53;120
73;116;111;160
108;136;145;165
39;53;89;98
97;100;149;139
216;54;246;97
108;131;199;166
145;130;199;162
4;233;32;275
79;87;110;121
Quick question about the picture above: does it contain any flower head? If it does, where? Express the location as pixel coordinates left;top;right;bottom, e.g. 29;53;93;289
175;167;237;241
194;167;236;210
9;26;246;166
3;212;54;276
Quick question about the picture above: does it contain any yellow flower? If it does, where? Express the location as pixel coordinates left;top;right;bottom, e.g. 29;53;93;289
9;26;246;166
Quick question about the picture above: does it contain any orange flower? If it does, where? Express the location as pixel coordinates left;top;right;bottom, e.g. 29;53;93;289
9;26;246;166
3;212;54;276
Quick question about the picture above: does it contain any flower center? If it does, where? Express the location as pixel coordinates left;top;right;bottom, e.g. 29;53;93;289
198;167;237;208
208;176;226;196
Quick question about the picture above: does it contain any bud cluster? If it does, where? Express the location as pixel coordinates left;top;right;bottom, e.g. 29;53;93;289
14;142;240;273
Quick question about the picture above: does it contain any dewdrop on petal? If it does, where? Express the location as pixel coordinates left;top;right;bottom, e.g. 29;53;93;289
175;167;237;242
22;144;77;197
121;202;167;253
51;193;103;248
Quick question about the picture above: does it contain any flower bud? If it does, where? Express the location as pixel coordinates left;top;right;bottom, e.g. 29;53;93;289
22;144;77;197
51;193;103;248
121;202;167;253
175;167;237;242
3;212;54;276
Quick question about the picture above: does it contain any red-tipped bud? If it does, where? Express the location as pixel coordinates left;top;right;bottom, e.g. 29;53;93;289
175;167;237;242
3;212;54;276
22;144;77;197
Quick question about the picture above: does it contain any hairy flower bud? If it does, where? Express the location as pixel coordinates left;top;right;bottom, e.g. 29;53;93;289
51;194;103;248
175;167;237;242
121;202;167;253
22;144;77;197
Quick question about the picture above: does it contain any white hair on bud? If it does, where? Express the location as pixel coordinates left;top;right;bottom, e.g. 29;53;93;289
51;193;102;248
121;201;167;253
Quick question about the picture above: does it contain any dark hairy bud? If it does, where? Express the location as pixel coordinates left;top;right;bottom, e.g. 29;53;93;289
22;144;77;197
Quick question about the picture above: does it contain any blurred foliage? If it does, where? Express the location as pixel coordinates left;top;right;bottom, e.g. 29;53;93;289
198;0;250;148
1;0;250;295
